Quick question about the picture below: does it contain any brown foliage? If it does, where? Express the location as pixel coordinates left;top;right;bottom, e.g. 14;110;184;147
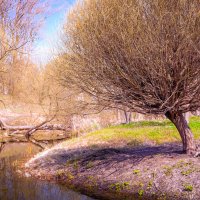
62;0;200;115
0;0;46;61
60;0;200;154
0;0;46;98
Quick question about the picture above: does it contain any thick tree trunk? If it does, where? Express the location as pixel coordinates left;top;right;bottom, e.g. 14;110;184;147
165;111;196;155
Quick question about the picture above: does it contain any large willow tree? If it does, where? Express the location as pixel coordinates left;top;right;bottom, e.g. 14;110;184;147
61;0;200;155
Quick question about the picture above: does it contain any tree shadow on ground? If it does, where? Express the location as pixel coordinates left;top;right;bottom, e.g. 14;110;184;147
30;142;185;171
28;142;199;200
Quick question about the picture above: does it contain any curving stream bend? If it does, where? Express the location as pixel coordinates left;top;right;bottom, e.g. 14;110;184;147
0;143;96;200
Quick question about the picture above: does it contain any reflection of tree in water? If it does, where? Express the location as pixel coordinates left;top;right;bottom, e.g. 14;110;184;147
0;148;94;200
0;157;11;200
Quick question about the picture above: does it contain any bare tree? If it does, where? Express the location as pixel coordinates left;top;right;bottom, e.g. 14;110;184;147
0;0;46;97
60;0;200;155
0;0;45;59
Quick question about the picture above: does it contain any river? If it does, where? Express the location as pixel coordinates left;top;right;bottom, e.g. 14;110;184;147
0;143;96;200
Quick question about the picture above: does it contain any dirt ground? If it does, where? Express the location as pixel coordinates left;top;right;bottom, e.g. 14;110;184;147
25;141;200;200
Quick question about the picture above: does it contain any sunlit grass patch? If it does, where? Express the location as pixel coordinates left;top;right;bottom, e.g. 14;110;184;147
61;116;200;149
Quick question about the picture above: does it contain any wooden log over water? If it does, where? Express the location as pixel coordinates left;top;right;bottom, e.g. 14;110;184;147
0;119;69;132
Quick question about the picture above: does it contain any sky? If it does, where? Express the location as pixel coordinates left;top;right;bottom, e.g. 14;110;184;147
31;0;75;66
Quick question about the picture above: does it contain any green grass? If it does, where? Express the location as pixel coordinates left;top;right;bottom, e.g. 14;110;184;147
62;116;200;149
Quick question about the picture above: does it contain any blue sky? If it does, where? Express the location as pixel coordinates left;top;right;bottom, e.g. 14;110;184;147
32;0;75;66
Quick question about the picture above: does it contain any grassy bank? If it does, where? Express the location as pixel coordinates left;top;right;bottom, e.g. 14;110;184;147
26;116;200;200
62;116;200;150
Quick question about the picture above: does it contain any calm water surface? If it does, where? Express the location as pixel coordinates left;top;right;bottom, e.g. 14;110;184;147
0;143;96;200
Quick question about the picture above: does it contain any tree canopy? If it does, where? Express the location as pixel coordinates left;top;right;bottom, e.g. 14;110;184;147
61;0;200;155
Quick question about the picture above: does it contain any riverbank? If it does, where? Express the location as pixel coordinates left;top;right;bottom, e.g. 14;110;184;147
0;143;94;200
25;117;200;200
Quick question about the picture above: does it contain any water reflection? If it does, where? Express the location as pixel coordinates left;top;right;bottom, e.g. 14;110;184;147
0;143;95;200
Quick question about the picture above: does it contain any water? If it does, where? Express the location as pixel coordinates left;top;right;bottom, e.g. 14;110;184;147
0;143;96;200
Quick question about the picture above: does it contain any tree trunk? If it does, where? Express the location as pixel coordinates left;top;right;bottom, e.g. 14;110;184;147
124;111;132;124
165;111;196;155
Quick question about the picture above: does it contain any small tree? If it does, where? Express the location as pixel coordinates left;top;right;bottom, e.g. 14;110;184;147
61;0;200;155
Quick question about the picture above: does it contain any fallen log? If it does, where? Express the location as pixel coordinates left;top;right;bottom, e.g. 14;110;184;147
0;117;72;150
0;119;69;131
